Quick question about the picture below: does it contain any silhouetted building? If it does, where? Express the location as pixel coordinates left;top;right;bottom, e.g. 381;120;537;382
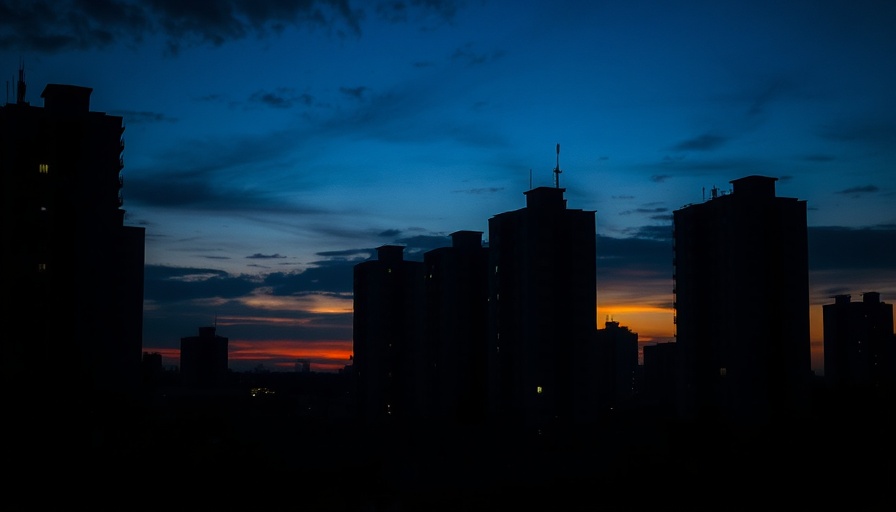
487;185;598;429
423;230;490;425
180;326;229;388
0;74;145;407
673;175;812;425
595;320;639;410
823;292;896;395
641;341;678;415
353;245;426;423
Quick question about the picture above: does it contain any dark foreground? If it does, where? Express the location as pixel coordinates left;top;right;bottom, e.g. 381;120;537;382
6;382;894;512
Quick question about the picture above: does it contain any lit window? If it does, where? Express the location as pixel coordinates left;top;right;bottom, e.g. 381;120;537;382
536;386;543;394
39;163;49;174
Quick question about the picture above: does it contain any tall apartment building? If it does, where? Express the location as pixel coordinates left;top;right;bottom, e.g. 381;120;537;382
823;292;896;395
641;341;678;415
0;75;145;407
672;175;812;425
180;326;230;388
423;230;490;425
594;320;639;409
487;185;598;429
353;245;426;423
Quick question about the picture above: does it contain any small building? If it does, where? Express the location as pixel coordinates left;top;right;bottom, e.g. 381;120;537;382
180;326;229;388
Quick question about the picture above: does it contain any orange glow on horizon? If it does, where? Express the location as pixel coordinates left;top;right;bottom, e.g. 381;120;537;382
144;339;354;373
239;290;353;314
599;302;826;374
597;303;675;339
145;300;828;374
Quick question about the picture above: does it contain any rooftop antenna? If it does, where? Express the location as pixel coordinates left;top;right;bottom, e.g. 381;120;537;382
529;168;532;190
16;58;26;105
553;143;562;188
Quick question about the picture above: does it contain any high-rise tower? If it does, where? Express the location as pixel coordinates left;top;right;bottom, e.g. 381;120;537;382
352;245;426;423
1;78;145;449
423;230;490;425
823;292;896;395
672;175;811;425
487;185;598;429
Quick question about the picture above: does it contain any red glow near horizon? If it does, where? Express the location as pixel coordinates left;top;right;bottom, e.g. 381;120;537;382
144;299;829;375
143;340;353;373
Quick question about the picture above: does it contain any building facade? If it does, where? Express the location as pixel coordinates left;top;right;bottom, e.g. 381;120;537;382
1;77;145;406
352;245;426;423
595;320;639;410
423;230;490;425
672;175;812;425
823;292;896;395
180;326;230;388
487;185;598;429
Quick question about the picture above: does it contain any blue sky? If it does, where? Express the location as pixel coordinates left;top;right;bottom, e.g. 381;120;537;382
3;0;895;373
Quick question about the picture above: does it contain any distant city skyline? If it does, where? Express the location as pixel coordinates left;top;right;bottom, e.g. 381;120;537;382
2;1;894;372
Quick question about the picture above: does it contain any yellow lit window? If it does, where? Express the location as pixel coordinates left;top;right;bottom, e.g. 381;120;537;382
536;386;543;394
39;163;49;174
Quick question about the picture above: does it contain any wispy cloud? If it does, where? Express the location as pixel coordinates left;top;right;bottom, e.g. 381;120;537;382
835;185;879;196
670;134;727;151
0;0;463;54
808;225;896;270
110;110;178;124
248;88;314;109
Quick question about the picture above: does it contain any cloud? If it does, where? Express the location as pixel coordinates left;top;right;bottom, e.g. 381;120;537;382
670;134;727;151
596;234;672;275
619;207;668;216
450;42;504;66
248;88;314;109
125;168;323;214
247;253;287;259
816;117;896;150
0;0;462;54
802;154;836;162
123;124;342;214
143;264;261;303
375;0;461;24
339;86;368;100
313;82;509;149
646;156;770;178
394;234;454;259
110;110;178;124
808;225;896;270
378;229;401;238
835;185;879;196
264;259;357;295
452;187;504;195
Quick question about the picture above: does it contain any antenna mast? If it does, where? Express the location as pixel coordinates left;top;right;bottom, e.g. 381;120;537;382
16;58;26;105
553;143;562;188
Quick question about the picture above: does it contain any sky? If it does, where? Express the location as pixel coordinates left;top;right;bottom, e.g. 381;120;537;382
3;0;895;374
